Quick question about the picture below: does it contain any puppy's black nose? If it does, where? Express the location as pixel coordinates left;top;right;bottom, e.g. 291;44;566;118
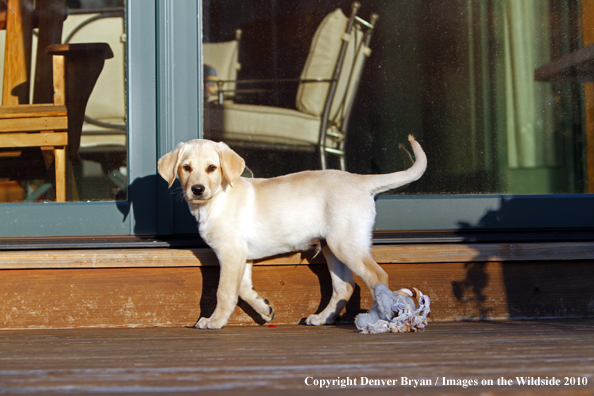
191;184;205;196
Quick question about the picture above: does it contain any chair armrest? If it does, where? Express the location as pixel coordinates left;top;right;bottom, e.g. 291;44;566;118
218;77;334;85
213;78;335;104
46;43;114;60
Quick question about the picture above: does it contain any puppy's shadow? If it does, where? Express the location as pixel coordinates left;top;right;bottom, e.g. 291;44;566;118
194;249;366;327
298;264;365;325
196;266;269;326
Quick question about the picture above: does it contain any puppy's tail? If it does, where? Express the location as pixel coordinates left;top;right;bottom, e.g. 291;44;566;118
367;135;427;195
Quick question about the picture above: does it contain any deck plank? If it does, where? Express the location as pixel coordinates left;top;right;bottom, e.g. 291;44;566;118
0;320;592;395
1;242;594;269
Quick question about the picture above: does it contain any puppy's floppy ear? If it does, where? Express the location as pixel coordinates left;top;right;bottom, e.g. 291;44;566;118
216;142;245;187
158;142;186;188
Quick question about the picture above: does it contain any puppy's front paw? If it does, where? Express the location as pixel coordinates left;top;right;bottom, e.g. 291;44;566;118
305;313;332;326
260;304;275;322
195;317;225;329
195;317;210;329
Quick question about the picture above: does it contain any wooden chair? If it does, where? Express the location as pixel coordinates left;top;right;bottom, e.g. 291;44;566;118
0;0;113;202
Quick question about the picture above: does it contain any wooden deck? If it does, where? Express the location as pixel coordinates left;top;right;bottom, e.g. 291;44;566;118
1;243;593;394
2;243;594;328
1;320;593;395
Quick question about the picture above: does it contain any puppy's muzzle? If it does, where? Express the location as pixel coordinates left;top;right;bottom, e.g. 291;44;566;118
191;184;206;197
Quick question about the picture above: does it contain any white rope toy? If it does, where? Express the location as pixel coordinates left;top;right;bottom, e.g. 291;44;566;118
355;284;431;334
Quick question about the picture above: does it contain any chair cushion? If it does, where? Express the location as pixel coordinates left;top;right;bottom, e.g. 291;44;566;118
203;40;240;81
205;103;321;146
203;40;240;101
296;8;347;117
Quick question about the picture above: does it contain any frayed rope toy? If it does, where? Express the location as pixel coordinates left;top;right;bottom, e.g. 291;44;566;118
355;284;431;334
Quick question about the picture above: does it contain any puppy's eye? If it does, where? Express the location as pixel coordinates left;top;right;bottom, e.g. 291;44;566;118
182;164;192;172
207;165;217;173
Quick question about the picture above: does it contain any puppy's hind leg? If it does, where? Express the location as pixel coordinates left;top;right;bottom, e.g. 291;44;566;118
327;234;388;297
238;262;275;322
306;246;355;326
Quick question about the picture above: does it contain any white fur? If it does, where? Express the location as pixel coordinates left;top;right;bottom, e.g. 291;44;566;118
158;136;427;329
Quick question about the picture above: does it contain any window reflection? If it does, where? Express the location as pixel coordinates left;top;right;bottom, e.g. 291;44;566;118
0;0;126;203
203;0;589;195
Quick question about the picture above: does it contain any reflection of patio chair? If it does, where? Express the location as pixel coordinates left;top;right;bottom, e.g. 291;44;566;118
0;0;112;202
63;10;126;135
62;10;127;196
204;2;378;170
203;29;242;103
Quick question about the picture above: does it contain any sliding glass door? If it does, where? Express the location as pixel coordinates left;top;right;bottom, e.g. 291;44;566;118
201;0;594;233
1;0;592;239
0;0;157;236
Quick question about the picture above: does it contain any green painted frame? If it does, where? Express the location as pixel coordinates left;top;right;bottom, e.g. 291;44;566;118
374;195;594;231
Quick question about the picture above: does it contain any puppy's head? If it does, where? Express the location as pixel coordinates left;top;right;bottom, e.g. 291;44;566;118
158;139;245;203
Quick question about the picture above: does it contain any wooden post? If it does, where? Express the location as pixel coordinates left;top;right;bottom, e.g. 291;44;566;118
33;0;67;105
2;0;33;105
54;146;66;202
48;54;67;201
582;0;594;193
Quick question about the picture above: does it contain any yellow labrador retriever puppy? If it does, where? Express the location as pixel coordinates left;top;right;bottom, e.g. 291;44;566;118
158;136;426;329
